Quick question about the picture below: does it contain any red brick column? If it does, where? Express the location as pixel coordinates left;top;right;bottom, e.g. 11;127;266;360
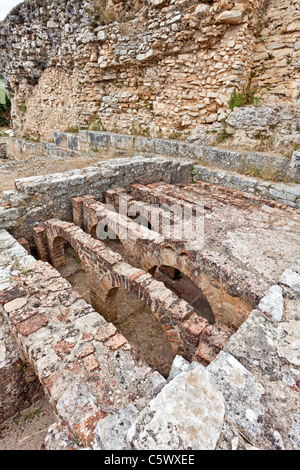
72;197;85;228
72;195;96;229
33;226;49;262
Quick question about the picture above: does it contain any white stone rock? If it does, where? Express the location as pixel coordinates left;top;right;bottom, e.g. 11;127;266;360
208;351;265;441
195;4;210;18
279;269;300;294
258;285;284;322
148;0;165;7
127;365;225;450
168;354;199;381
47;20;59;29
97;30;106;42
94;403;139;450
216;10;243;25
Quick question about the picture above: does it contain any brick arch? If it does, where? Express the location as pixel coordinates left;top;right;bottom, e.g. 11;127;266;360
99;285;176;376
88;266;188;358
147;264;216;326
33;218;204;361
48;234;65;269
145;256;245;329
79;198;253;329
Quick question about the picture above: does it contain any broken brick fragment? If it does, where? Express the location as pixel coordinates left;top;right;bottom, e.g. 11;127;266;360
0;283;27;306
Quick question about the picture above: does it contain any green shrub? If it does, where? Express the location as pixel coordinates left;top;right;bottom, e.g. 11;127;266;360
0;91;11;127
229;85;260;110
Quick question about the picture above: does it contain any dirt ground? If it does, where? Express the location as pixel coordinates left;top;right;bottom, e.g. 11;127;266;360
0;149;119;194
0;396;56;450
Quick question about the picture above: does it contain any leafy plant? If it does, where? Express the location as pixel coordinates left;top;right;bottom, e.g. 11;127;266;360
64;126;79;133
25;407;42;421
229;84;260;110
0;90;11;127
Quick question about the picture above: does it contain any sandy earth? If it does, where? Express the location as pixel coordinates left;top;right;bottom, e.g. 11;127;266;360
0;148;120;194
0;396;56;450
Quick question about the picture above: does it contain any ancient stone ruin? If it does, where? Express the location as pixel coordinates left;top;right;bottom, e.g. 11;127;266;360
0;0;299;452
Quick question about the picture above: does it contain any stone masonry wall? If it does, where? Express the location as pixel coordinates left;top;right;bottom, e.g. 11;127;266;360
0;0;269;140
251;0;300;106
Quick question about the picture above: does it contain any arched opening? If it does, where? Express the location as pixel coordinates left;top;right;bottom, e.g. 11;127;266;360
104;287;175;377
91;223;126;259
150;265;215;325
130;214;154;232
56;241;91;305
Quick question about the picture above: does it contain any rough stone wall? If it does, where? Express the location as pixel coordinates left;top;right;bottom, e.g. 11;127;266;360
0;0;268;140
252;0;300;106
0;230;44;424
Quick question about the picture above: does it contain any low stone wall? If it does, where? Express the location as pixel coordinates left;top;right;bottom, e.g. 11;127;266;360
7;131;297;181
6;138;76;160
193;165;300;209
54;130;300;183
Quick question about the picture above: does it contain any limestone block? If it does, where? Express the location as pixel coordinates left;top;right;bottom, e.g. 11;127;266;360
207;351;265;441
216;10;243;25
127;365;225;450
288;152;300;182
257;285;284;322
279;269;300;294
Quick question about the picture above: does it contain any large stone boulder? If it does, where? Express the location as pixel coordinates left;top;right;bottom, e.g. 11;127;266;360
127;365;225;450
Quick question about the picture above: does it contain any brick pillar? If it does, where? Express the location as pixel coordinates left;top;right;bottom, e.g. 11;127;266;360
105;188;126;209
48;236;66;269
73;196;96;229
82;195;97;232
105;189;117;206
89;274;107;316
72;197;85;228
33;226;49;262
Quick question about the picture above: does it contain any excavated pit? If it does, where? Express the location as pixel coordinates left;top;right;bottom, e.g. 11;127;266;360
1;167;300;450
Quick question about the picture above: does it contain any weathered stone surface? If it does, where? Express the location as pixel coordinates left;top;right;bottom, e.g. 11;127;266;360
276;321;300;366
167;355;199;381
94;403;139;450
222;299;300;450
224;310;282;380
127;365;225;450
257;285;284;322
207;351;265;442
279;269;300;294
216;10;243;25
288;152;300;182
